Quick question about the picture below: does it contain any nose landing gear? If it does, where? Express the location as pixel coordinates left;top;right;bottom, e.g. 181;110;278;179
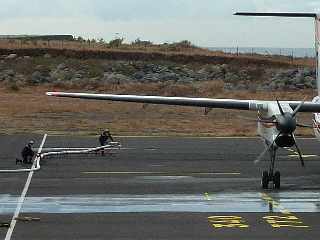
261;145;281;189
261;171;280;189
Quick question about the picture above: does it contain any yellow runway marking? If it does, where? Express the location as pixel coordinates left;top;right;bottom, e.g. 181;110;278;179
204;192;213;201
284;148;318;159
261;193;290;214
82;171;241;175
208;216;249;228
261;193;309;228
263;215;309;228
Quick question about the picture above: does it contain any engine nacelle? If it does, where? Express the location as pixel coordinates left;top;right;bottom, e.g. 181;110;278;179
275;134;295;148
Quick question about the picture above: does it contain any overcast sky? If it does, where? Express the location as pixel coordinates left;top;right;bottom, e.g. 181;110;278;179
0;0;319;48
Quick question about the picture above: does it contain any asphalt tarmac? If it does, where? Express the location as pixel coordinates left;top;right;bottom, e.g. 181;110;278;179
0;135;320;239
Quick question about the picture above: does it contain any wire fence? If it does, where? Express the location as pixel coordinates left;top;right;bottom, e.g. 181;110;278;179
209;47;315;58
0;39;315;62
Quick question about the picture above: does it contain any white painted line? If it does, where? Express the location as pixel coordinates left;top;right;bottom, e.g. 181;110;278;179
287;154;318;158
82;171;241;175
5;134;47;240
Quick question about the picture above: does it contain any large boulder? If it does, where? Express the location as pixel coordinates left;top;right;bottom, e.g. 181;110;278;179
101;73;131;84
133;71;145;80
225;72;240;82
143;73;161;83
50;64;74;82
44;53;52;58
30;71;53;84
0;69;16;82
57;63;67;71
159;72;180;81
6;54;18;60
5;69;15;77
206;65;226;79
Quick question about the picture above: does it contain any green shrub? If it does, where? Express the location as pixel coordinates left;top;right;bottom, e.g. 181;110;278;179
7;82;20;91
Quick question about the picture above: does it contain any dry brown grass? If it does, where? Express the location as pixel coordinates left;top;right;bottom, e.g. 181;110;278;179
0;40;314;136
0;84;315;136
0;39;313;68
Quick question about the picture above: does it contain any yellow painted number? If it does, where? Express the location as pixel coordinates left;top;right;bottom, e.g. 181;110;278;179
208;216;249;228
263;215;309;228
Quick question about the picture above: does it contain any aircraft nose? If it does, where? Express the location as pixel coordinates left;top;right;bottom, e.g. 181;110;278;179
276;114;297;134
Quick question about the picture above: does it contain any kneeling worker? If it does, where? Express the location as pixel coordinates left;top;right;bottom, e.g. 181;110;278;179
99;129;114;155
21;140;35;164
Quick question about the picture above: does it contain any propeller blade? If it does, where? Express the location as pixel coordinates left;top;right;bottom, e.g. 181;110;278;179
292;98;306;117
297;123;313;128
254;144;272;164
236;115;257;122
236;115;276;124
258;119;277;124
292;134;305;167
276;99;285;115
254;133;281;164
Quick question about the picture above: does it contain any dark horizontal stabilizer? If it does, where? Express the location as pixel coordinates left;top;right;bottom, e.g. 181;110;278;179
234;12;317;18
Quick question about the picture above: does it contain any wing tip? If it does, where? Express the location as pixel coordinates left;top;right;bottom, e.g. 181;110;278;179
46;92;60;96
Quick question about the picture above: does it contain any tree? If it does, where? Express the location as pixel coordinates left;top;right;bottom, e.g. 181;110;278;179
109;38;124;48
132;38;152;46
76;36;85;42
174;40;193;48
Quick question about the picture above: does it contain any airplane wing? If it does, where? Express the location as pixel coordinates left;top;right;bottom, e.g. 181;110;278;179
47;92;258;110
46;92;320;112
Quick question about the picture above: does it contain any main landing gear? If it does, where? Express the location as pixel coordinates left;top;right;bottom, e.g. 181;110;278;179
261;145;280;189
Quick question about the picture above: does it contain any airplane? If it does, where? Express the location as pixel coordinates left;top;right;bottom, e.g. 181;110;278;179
47;12;320;189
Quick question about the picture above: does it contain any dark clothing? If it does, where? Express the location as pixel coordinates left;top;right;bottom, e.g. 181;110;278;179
21;145;34;163
98;132;114;156
99;133;114;146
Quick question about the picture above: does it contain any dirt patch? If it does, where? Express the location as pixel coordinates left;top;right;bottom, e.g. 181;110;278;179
0;85;314;136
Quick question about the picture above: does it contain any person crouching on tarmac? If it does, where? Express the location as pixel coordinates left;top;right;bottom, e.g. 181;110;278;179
21;140;35;164
99;129;114;156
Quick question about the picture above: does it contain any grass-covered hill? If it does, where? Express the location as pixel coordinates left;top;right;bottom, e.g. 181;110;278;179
0;39;316;136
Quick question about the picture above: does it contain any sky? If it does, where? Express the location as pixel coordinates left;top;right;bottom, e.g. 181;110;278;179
0;0;319;48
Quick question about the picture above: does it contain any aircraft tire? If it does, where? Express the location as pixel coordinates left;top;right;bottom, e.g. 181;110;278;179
261;171;269;189
274;171;280;189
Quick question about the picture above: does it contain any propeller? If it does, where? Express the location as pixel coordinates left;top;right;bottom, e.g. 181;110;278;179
276;99;285;115
292;98;306;117
292;134;305;167
236;115;276;124
296;123;313;128
254;133;281;164
254;99;307;167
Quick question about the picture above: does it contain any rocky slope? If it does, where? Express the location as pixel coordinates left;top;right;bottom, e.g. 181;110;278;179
0;52;316;92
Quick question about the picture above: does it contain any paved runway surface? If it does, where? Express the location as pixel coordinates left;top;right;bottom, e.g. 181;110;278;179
0;135;320;239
